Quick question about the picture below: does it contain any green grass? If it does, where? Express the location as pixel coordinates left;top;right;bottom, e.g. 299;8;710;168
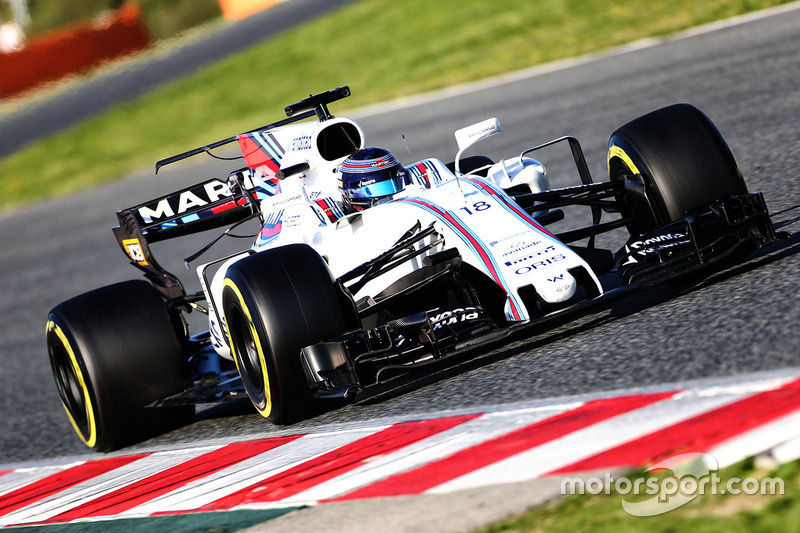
479;458;800;532
23;0;221;41
0;0;793;211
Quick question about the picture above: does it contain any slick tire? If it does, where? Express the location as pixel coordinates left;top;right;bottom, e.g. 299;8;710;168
608;103;748;234
221;244;353;424
46;280;192;452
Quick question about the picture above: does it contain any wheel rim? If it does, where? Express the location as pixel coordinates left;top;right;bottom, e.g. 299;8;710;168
227;304;265;397
50;341;88;429
45;325;94;445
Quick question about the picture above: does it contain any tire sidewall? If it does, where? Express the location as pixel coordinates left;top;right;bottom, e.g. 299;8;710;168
609;104;748;232
222;245;350;424
221;273;278;416
46;313;103;449
46;280;187;451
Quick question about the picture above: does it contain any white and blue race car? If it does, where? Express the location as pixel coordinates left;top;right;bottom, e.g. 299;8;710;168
46;87;781;451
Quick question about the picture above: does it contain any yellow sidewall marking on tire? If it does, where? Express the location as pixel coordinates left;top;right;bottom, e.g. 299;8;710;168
46;320;97;448
222;278;272;417
608;145;640;175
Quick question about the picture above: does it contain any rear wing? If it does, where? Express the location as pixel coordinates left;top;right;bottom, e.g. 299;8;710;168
113;86;354;299
119;169;262;243
112;167;262;299
154;86;351;174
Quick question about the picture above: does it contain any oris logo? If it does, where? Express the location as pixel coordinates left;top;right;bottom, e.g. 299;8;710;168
514;254;567;275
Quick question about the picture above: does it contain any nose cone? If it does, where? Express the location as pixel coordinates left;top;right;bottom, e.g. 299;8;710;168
536;270;577;304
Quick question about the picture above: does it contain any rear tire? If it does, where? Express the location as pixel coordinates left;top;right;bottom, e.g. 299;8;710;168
608;103;748;233
222;244;353;424
46;280;192;452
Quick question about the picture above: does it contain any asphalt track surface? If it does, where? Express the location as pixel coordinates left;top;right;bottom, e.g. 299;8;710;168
1;4;799;467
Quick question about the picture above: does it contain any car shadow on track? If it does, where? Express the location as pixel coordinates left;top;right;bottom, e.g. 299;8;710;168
194;398;257;421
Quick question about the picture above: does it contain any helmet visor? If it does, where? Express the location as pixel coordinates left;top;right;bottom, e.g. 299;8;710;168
347;174;405;201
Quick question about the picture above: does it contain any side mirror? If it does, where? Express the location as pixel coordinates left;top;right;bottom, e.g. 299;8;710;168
453;118;501;175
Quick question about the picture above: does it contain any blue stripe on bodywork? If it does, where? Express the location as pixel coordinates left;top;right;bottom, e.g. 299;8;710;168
397;197;525;322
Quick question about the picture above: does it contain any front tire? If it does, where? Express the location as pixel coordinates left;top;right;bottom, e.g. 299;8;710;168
46;280;192;452
608;103;748;234
222;244;353;424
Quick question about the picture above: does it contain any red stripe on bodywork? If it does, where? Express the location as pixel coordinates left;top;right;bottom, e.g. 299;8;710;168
238;135;281;174
51;435;302;521
200;415;480;510
331;391;677;500
315;199;339;223
400;198;522;321
0;454;149;517
211;200;237;214
466;178;555;237
549;377;800;474
211;197;247;214
414;163;430;186
401;199;498;278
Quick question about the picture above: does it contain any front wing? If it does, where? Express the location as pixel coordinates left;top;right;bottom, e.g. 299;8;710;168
300;192;782;399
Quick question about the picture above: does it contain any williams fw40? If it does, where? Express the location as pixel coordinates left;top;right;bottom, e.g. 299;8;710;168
46;87;784;451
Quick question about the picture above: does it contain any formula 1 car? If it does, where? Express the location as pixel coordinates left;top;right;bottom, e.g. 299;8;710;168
46;87;781;451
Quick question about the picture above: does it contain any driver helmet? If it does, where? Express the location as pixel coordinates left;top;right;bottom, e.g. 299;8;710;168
338;147;406;212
